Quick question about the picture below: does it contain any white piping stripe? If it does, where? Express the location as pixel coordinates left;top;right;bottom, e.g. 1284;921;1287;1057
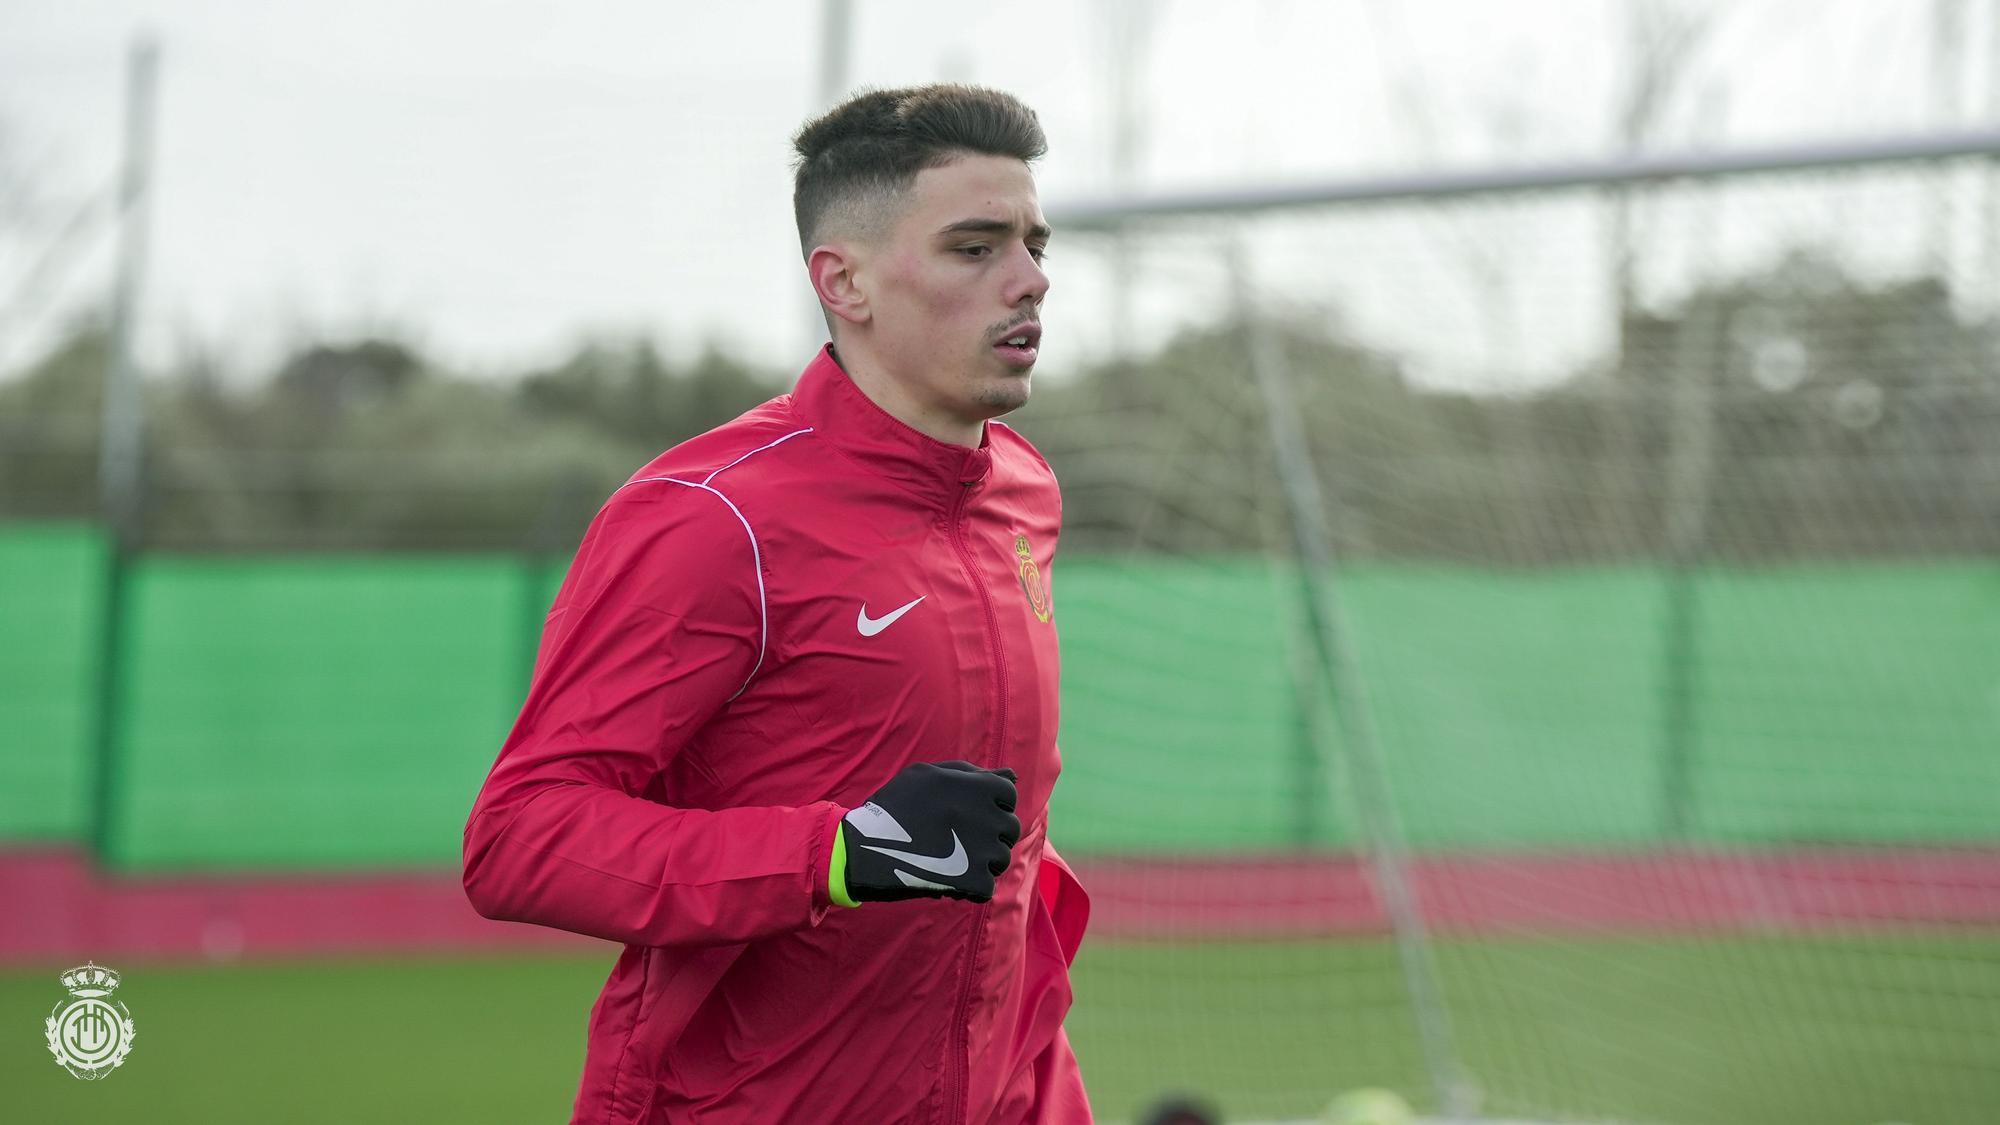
611;427;812;701
702;427;813;485
619;476;768;700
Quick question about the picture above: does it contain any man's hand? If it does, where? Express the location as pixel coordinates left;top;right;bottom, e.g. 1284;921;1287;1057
836;761;1021;904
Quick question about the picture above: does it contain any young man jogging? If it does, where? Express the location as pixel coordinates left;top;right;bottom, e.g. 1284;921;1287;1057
463;84;1091;1124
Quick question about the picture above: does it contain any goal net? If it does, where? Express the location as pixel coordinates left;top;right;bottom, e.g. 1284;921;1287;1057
1013;140;2000;1124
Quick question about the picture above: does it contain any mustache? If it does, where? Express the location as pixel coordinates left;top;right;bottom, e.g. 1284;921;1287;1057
988;315;1039;341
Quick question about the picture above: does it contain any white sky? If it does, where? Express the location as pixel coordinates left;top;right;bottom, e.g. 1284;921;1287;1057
1;1;1992;386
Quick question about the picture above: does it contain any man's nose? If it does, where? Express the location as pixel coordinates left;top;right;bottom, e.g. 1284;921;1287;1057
1004;245;1050;308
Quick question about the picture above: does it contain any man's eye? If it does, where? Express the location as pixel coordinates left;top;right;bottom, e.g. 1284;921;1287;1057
1029;247;1049;263
958;245;990;258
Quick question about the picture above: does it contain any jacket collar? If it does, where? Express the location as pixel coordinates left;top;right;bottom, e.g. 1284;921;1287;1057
789;344;994;508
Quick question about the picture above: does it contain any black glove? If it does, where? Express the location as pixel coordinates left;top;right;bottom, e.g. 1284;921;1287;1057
838;761;1020;904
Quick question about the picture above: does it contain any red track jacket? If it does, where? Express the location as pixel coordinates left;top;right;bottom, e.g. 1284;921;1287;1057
464;346;1092;1124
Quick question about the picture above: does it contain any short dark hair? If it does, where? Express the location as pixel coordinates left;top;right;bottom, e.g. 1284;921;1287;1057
791;84;1047;256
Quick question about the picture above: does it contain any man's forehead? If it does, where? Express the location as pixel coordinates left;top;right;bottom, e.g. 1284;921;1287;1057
905;155;1044;227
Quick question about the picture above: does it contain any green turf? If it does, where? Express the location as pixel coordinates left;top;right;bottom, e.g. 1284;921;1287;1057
3;952;600;1122
4;933;1997;1124
1071;932;2000;1124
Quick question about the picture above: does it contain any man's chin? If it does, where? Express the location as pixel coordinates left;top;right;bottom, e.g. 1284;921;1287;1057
973;377;1032;417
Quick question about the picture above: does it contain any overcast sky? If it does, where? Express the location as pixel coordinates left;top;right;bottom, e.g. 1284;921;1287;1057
2;1;1993;386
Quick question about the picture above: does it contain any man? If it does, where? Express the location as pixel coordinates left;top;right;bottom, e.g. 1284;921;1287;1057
463;84;1091;1125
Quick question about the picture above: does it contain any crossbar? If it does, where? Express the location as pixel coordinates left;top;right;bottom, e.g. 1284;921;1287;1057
1048;127;2000;228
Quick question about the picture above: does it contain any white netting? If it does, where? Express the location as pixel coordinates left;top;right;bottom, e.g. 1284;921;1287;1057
1018;153;2000;1124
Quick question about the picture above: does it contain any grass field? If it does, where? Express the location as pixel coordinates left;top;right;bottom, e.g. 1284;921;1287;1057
5;932;1998;1124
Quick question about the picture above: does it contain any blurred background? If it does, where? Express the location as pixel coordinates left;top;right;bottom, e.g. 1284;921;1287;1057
3;1;1998;1122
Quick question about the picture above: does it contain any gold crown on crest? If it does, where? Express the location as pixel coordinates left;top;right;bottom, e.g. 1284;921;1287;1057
61;962;121;997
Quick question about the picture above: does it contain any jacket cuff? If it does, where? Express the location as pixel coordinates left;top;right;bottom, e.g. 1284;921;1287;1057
826;817;860;908
807;804;850;920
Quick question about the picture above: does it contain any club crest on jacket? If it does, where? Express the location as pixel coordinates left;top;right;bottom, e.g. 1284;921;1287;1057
1014;533;1052;623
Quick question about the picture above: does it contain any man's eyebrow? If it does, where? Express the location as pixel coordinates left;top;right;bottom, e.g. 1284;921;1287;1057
936;218;1054;241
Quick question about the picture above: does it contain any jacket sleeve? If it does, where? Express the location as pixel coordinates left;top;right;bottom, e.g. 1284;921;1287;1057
463;478;843;947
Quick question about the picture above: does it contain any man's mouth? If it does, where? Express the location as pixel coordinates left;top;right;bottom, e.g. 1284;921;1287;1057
993;322;1041;368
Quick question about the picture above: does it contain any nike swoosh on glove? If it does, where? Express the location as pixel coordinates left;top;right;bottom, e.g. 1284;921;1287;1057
836;761;1021;904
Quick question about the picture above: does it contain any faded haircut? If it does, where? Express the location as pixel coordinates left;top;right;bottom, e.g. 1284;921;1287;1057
791;84;1047;256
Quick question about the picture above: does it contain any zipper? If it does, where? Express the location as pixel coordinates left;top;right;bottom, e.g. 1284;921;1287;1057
942;926;980;1124
948;482;1010;818
942;477;1006;1124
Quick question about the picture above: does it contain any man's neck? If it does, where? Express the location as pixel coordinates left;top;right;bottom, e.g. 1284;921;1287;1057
829;346;985;449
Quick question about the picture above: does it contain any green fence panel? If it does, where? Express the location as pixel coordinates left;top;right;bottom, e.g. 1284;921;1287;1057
1338;567;1669;848
9;525;1985;867
1051;563;1670;852
107;556;532;870
1052;557;1313;853
1053;562;1996;852
1690;565;2000;843
0;523;105;842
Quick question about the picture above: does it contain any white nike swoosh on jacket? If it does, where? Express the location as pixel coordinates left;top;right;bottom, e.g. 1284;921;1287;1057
856;596;925;637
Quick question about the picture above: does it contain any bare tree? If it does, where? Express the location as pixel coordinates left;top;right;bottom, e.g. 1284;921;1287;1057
0;117;113;375
1603;0;1719;549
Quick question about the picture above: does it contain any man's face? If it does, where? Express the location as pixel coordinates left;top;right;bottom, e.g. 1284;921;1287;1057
857;153;1050;429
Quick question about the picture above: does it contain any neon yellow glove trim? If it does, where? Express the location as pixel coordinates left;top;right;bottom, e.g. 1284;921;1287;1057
828;822;860;908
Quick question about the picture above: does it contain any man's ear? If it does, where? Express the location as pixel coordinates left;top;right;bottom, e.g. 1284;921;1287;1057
808;244;870;329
